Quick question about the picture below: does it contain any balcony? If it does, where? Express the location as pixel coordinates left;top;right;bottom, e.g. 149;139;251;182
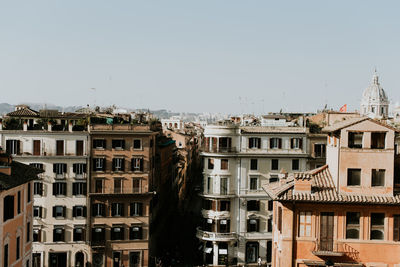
89;124;156;132
312;240;344;257
201;209;230;219
90;187;145;195
196;227;236;242
201;146;237;153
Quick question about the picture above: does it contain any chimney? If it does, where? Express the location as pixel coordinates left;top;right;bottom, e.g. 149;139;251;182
23;120;28;131
47;121;52;131
0;154;12;175
68;121;73;132
293;173;312;194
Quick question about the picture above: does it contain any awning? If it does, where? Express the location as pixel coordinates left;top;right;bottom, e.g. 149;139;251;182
303;260;363;267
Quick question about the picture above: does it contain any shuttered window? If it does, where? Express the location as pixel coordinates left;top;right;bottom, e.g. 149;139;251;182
299;211;312;237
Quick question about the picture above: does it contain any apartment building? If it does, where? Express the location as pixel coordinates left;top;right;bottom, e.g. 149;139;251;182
89;123;157;267
0;107;90;267
198;121;310;266
0;152;42;267
267;117;400;267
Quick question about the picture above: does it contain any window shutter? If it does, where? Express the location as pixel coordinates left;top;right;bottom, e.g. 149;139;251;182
140;158;143;171
73;164;77;173
39;207;43;218
83;183;87;194
40;183;43;196
73;183;77;195
256;219;260;231
122;140;125;149
112;159;116;171
121;204;125;216
62;183;66;195
249;138;253;148
121;159;125;171
299;138;303;149
112;140;116;148
269;139;273;149
92;205;97;216
278;138;282;149
101;204;105;216
92;159;96;171
139;227;143;239
6;140;11;154
17;140;21;155
52;183;57;195
52;206;56;217
103;140;106;148
257;138;261;148
63;164;67;173
247;220;250;231
83;206;87;217
102;159;106;171
83;164;87;173
256;201;260;211
53;164;57;173
139;203;143;216
131;159;134;171
290;138;293;149
73;206;76;217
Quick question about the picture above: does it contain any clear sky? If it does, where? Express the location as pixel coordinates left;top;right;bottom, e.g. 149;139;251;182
1;1;400;114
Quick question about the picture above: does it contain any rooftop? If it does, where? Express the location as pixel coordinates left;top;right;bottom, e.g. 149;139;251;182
0;159;43;191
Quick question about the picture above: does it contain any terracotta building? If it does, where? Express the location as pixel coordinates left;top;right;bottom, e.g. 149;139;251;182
0;152;42;267
88;123;157;267
267;117;400;267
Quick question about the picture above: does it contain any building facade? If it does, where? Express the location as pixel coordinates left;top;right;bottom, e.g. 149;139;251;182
0;153;42;267
89;123;157;267
198;121;310;266
268;117;400;267
360;71;390;119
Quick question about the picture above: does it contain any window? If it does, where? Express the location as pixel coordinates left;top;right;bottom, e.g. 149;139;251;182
111;226;124;240
112;158;125;171
93;158;105;171
268;218;272;232
268;200;273;211
73;163;87;176
91;227;105;243
93;139;106;149
72;182;87;196
249;176;258;190
220;177;228;195
247;219;259;232
112;139;125;150
370;213;385;240
207;177;213;194
132;179;141;193
348;132;363;148
73;206;86;217
114;178;123;193
92;203;105;217
53;206;66;218
33;229;41;242
271;159;279;171
246;242;259;263
133;139;142;150
221;159;229;170
208;159;214;170
33;206;43;218
130;202;143;216
6;139;20;155
27;222;30;242
298;211;312;237
76;140;84;155
16;236;20;259
4;244;8;267
30;163;44;170
372;169;385;186
291;138;303;149
131;158;143;172
270;138;282;149
129;252;141;267
27;182;31;202
33;140;41;156
53;227;65;242
73;227;85;241
3;195;14;222
53;163;67;177
219;200;230;211
371;132;386;149
203;199;213;210
247;200;260;211
292;159;299;171
394;215;400;241
347;169;361;186
269;174;279;183
33;253;41;267
314;144;326;158
18;191;21;214
95;179;103;193
218;137;232;152
249;137;261;149
34;182;43;196
56;140;64;155
278;207;282;232
346;212;360;239
111;203;124;217
250;159;258;170
218;219;230;233
52;182;67;196
129;226;143;240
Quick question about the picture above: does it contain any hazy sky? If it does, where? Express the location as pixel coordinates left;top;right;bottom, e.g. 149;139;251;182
1;1;400;114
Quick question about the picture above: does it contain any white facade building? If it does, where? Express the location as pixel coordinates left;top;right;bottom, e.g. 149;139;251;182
0;113;90;267
198;122;309;266
360;70;389;119
161;117;184;130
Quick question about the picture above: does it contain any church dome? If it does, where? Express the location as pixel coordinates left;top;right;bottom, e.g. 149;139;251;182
361;71;389;105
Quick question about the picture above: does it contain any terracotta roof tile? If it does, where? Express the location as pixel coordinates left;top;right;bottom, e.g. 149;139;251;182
6;108;39;117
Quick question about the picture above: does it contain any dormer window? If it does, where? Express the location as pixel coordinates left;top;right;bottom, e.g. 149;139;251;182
348;132;363;148
371;132;386;149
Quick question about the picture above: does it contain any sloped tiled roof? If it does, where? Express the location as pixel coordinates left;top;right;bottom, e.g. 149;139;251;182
0;161;43;190
6;108;39;117
322;117;368;132
265;165;400;205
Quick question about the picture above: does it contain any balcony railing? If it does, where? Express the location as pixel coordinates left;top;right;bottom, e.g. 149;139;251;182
312;240;344;257
201;209;230;218
196;227;236;241
201;146;237;153
90;187;144;194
